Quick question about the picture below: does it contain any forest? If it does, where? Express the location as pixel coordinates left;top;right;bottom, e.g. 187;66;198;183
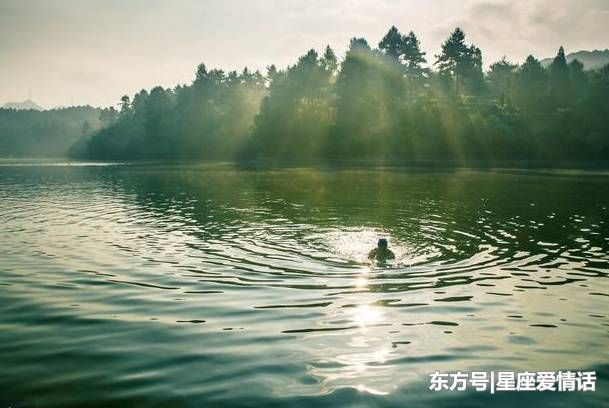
8;27;609;165
0;106;107;157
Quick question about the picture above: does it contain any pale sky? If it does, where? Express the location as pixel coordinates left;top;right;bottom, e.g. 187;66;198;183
1;0;608;108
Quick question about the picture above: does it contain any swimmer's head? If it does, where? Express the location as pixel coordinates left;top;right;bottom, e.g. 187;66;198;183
378;238;388;248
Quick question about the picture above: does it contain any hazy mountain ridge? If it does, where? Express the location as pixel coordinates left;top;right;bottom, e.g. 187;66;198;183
0;106;104;157
2;99;44;111
541;49;609;70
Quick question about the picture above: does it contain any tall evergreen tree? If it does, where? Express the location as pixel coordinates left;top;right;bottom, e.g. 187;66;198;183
119;95;131;115
401;31;427;79
513;55;547;112
378;26;403;61
569;58;586;101
549;46;571;107
320;45;338;74
488;57;518;106
435;28;482;96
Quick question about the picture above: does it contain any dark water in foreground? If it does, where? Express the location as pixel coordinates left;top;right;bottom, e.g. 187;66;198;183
1;161;608;407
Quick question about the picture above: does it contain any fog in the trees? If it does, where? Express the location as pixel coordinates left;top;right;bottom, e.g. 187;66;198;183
55;26;609;166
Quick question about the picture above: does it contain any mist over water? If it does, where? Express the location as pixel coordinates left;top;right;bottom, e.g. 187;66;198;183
1;161;608;407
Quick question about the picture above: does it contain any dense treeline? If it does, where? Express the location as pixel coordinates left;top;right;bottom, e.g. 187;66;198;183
82;27;609;165
86;67;266;159
0;106;105;157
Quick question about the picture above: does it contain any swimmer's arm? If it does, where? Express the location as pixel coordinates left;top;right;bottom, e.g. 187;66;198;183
388;250;396;259
368;249;377;260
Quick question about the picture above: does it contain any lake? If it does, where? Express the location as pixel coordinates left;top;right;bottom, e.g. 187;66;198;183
1;161;608;407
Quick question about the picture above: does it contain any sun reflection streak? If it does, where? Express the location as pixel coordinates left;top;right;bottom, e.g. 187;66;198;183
353;304;384;327
303;230;412;395
354;276;368;289
373;348;389;364
356;383;390;395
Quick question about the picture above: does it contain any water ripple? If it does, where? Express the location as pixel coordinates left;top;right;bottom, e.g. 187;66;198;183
1;163;608;406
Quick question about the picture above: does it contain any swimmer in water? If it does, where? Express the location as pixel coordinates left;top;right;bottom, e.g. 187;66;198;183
368;238;395;262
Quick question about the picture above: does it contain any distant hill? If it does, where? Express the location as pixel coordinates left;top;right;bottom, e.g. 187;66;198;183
541;49;609;70
0;106;104;157
2;99;44;111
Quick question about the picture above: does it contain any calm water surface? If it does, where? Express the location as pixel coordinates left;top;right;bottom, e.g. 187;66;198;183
1;161;608;407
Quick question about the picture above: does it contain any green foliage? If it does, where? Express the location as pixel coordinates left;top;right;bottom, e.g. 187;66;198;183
249;47;335;159
549;46;571;107
513;55;547;112
402;31;427;79
0;106;104;157
86;66;266;159
487;57;518;106
378;26;403;61
435;28;484;96
77;26;609;167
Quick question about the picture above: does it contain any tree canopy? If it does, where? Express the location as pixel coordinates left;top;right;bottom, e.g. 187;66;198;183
0;106;105;157
64;26;609;167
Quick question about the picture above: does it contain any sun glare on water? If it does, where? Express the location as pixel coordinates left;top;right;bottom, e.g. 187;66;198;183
352;304;385;327
318;227;410;264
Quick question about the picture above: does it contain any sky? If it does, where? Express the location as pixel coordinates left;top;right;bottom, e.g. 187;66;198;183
1;0;608;108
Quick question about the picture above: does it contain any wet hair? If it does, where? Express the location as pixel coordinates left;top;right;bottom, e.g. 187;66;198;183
378;238;388;248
